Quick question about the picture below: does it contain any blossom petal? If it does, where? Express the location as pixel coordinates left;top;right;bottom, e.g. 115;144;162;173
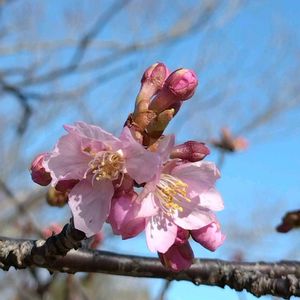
120;216;145;239
65;122;121;144
120;127;160;184
44;133;91;185
199;187;224;211
156;134;175;163
69;179;114;237
145;214;177;253
191;222;226;251
172;161;220;197
135;192;159;218
173;205;215;230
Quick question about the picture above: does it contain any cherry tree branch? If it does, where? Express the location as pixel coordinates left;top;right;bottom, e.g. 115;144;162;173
0;230;299;299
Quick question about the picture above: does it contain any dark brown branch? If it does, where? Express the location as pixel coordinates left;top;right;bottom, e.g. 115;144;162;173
0;234;299;299
30;219;86;262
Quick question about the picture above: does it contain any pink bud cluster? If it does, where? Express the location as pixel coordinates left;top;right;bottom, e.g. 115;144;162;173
30;62;225;272
130;63;198;144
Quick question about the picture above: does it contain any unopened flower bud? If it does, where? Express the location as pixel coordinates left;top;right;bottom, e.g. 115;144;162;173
47;187;68;207
191;221;225;252
170;141;210;162
30;153;52;186
141;62;170;88
165;68;198;100
149;68;198;114
158;228;194;272
135;63;170;114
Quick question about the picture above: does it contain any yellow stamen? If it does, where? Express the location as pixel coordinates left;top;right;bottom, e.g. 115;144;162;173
155;174;191;215
89;151;124;181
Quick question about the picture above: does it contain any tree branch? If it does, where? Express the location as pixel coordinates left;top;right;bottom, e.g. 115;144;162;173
16;1;220;87
0;76;32;134
17;0;132;86
0;178;42;235
0;233;298;299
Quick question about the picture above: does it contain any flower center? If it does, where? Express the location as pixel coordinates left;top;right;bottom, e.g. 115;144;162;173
89;151;124;181
155;174;191;215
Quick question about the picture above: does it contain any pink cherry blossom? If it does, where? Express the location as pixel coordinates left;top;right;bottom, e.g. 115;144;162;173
104;134;223;254
117;135;223;253
44;121;160;237
140;159;223;253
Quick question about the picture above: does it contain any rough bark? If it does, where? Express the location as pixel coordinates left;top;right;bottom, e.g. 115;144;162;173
0;232;299;299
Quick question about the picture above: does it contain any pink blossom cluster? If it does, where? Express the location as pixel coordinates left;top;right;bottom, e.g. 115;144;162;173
30;63;225;272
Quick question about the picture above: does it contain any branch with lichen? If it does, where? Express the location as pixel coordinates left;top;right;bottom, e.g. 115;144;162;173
0;221;299;299
0;228;299;299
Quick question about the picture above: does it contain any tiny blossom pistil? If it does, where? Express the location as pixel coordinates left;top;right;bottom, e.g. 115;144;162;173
155;174;191;215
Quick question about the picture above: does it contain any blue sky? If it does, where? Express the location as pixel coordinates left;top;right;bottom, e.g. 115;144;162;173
1;0;300;299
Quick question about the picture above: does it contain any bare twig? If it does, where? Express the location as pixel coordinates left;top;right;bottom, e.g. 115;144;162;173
0;40;124;56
